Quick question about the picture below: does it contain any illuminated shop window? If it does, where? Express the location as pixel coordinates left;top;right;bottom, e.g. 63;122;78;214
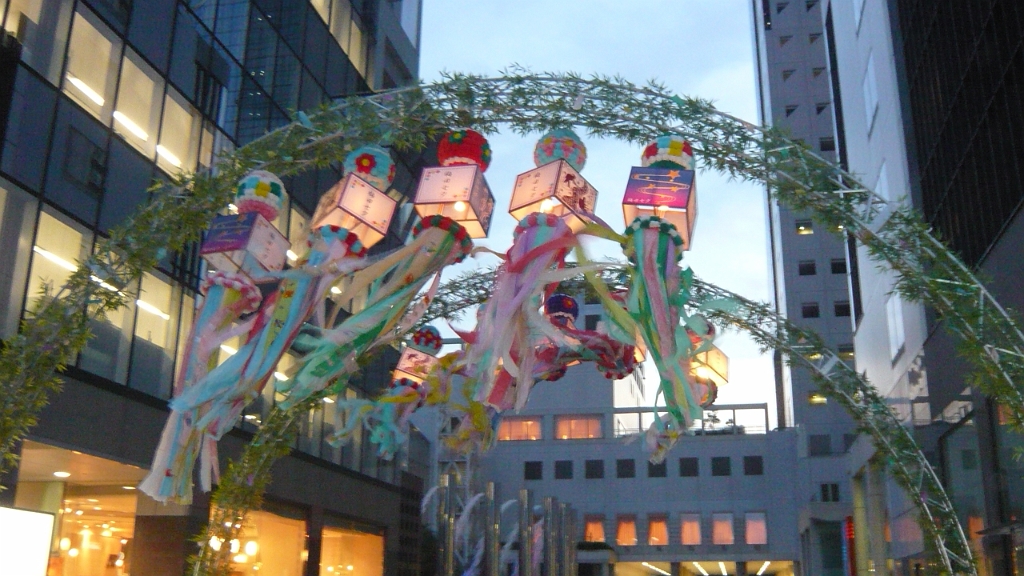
320;522;384;576
712;513;734;545
647;517;668;545
63;9;121;122
157;89;200;173
745;512;768;545
616;517;637;546
497;417;542;441
555;415;602;439
113;50;163;158
584;517;605;543
128;272;181;398
222;509;308;575
795;219;813;235
680;514;701;545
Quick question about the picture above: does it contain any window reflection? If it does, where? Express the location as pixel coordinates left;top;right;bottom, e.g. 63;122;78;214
63;9;121;122
26;211;91;313
157;89;200;173
114;51;163;157
3;0;74;84
80;247;137;384
128;272;180;398
0;180;38;338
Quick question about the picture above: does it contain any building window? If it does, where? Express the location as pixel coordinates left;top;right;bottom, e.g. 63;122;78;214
834;300;851;317
554;460;573;480
157;89;200;173
743;456;764;476
647;461;667;478
128;272;181;398
711;457;731;477
819;136;836;152
3;0;75;84
815;101;830;114
801;302;820;318
862;51;879;133
679;457;699;477
113;50;164;158
616;517;637;546
821;483;840;502
616;459;636;478
321;519;384;576
784;104;798;117
886;295;906;360
0;181;38;339
585;459;604;479
712;513;734;545
555;415;602;439
745;512;768;545
808;393;828;405
680;514;701;545
798;260;816;275
584;518;605;543
497;417;542;441
831;258;847;274
524;461;542;481
809;434;832;456
584;314;599;331
63;8;122;122
648;517;668;545
961;449;978;471
795;219;813;235
26;211;91;314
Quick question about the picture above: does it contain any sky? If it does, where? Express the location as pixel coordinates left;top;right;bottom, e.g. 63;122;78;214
416;1;778;428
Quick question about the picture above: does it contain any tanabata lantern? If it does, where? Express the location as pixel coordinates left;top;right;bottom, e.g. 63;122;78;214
394;325;443;383
413;130;496;239
200;170;290;277
690;342;729;388
509;129;597;232
311;145;398;248
621;135;698;250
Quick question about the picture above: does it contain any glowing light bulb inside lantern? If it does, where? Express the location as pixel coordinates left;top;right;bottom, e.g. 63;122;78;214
453;200;467;213
540;198;555;213
695;366;714;379
656;204;668;216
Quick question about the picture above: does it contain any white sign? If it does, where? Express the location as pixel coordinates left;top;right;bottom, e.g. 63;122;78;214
0;506;54;576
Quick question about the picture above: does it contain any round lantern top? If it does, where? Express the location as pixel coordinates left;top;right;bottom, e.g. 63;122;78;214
235;170;286;222
545;293;580;322
410;325;443;355
343;145;396;191
312;224;367;258
437;129;492;171
413;215;474;263
641;134;694;170
534;128;587;171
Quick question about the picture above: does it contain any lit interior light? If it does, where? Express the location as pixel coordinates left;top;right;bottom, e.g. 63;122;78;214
115;558;124;567
233;554;249;563
67;548;80;558
122;486;135;490
156;145;182;168
323;397;336;404
347;566;354;571
59;538;71;551
808;393;828;405
137;299;170;320
209;536;222;551
220;344;237;356
539;198;555;213
453;200;467;212
756;561;771;576
244;540;258;556
274;371;289;381
330;286;342;295
74;510;83;516
642;562;670;576
719;562;728;576
67;75;104;106
244;414;258;420
655;204;668;215
327;568;334;573
230;539;240;554
101;529;113;537
695;366;714;379
80;529;92;536
93;506;102;511
53;471;71;478
228;203;239;214
120;539;128;544
33;246;78;272
113;111;149;141
286;249;299;261
692;563;709;576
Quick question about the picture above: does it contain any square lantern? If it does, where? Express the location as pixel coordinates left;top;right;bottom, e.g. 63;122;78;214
413;165;495;238
691;342;729;388
394;345;438;383
509;159;598;232
621;166;698;250
311;173;397;248
201;211;290;276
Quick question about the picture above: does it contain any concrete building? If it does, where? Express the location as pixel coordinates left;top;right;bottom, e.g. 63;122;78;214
0;0;431;574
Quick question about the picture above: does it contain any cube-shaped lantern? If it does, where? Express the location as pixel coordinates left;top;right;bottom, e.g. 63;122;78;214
690;342;728;388
622;166;698;250
201;212;289;276
509;159;598;233
311;174;397;248
413;165;494;238
394;346;439;383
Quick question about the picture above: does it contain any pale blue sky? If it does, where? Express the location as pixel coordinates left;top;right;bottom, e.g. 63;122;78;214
417;1;777;427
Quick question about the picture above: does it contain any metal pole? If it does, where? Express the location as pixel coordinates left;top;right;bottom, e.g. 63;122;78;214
485;482;500;576
544;497;558;576
558;503;569;576
438;474;449;560
445;474;456;576
519;489;533;576
566;506;577;576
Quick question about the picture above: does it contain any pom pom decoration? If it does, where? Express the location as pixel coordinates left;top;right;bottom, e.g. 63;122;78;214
410;325;443;355
640;134;694;170
545;293;580;328
343;145;396;191
533;128;587;171
437;129;492;171
235;170;286;222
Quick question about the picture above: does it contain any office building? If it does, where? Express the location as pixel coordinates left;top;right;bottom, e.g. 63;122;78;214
0;0;431;574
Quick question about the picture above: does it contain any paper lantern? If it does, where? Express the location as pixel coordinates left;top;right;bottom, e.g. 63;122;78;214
200;211;290;276
413;165;495;239
509;159;598;233
690;341;729;388
310;174;397;249
394;326;443;383
621;166;697;249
